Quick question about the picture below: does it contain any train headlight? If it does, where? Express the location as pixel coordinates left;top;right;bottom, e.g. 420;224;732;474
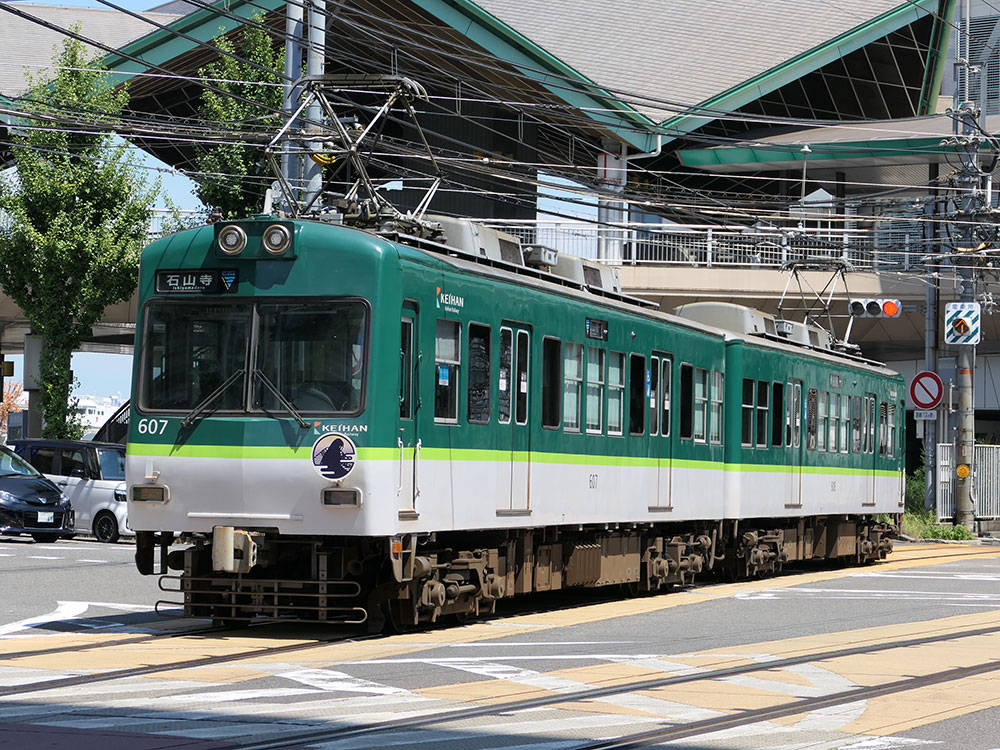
131;485;169;503
218;225;248;255
262;224;292;255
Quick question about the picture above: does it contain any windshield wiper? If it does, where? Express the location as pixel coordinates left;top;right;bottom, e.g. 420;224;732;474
252;369;309;429
181;369;245;428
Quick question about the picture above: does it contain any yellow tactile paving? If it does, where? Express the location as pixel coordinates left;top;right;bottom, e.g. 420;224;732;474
644;678;792;711
153;666;265;683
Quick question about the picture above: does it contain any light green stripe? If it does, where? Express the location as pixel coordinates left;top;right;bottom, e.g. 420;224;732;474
128;442;897;477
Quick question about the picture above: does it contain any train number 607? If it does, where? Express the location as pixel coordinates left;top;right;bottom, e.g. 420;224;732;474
137;418;169;435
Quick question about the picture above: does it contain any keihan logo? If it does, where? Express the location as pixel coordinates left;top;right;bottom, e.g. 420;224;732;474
311;433;357;480
436;286;465;311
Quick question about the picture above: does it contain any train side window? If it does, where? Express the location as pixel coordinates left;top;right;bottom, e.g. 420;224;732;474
806;388;818;451
885;404;896;458
541;337;561;429
467;324;491;424
586;347;605;434
649;356;660;436
793;382;802;448
756;380;769;448
840;393;849;453
399;318;413;419
817;391;827;452
710;371;723;444
742;378;754;447
434;319;460;423
498;327;512;425
661;359;672;437
563;343;583;432
515;330;529;425
771;382;784;447
680;364;694;440
851;395;862;453
829;393;840;452
878;401;888;456
608;352;624;436
694;367;708;443
866;393;876;455
629;354;645;435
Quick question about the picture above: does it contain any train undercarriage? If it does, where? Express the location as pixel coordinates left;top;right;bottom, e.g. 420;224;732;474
137;515;897;630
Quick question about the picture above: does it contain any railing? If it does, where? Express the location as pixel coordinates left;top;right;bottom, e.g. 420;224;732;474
479;220;929;272
937;443;1000;521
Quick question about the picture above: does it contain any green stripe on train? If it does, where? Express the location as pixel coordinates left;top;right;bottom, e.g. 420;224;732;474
127;442;898;477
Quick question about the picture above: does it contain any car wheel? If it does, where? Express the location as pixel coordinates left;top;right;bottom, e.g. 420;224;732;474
31;533;59;543
93;511;120;544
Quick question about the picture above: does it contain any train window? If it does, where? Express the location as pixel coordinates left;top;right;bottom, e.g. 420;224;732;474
829;393;839;452
649;357;660;436
742;379;754;447
141;302;250;412
661;359;672;437
866;394;876;455
771;382;784;447
680;364;694;440
792;381;802;448
515;330;529;425
608;352;625;436
629;354;645;435
256;301;368;415
710;371;723;444
586;347;605;434
563;343;583;432
467;324;491;424
399;319;413;419
878;401;888;456
694;368;708;443
806;388;818;451
756;380;769;448
851;395;862;453
434;320;460;423
840;393;849;453
817;391;828;452
885;404;896;458
498;328;512;425
541;337;561;429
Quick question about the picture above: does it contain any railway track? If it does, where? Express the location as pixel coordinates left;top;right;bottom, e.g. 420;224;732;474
0;628;374;698
220;618;1000;749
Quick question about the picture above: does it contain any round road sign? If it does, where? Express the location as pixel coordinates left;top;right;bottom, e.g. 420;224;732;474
910;370;943;410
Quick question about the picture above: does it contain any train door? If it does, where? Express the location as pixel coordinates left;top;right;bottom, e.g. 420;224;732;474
865;393;877;505
498;324;531;512
651;353;672;508
397;308;419;515
786;379;803;506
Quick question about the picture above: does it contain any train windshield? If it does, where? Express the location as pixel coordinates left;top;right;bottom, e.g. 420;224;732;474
254;302;367;414
139;300;367;416
141;303;251;412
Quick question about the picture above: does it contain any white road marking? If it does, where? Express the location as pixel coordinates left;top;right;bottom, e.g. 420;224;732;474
281;668;410;695
76;559;110;563
0;601;90;637
168;687;323;703
26;556;62;560
838;737;942;748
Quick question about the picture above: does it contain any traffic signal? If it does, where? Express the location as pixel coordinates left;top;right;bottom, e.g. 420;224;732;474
849;298;901;318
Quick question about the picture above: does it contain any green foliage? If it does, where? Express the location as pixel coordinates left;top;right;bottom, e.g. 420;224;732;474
193;16;285;219
0;36;157;438
904;463;927;515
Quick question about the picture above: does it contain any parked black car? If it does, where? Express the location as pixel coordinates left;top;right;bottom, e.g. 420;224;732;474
0;445;73;543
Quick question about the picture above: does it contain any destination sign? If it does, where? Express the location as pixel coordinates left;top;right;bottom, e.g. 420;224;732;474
156;269;239;294
585;318;608;341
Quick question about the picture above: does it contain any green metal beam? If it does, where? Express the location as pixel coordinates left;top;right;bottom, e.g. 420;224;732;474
919;0;957;115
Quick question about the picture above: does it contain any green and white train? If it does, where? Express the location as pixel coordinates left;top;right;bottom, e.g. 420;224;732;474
127;214;902;628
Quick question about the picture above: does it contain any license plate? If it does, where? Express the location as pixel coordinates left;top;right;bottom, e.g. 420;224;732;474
36;512;53;524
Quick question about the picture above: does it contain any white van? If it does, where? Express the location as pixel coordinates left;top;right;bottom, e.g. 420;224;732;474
9;439;131;543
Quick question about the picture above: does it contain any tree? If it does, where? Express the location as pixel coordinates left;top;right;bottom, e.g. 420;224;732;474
0;380;23;444
194;15;286;219
0;36;157;438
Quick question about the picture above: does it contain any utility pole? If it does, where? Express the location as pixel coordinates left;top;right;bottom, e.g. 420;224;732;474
945;92;987;532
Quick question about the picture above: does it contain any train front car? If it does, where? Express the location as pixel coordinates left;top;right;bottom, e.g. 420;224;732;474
127;217;397;625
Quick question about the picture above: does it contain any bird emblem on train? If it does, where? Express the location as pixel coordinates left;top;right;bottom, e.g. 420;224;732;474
311;432;358;480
